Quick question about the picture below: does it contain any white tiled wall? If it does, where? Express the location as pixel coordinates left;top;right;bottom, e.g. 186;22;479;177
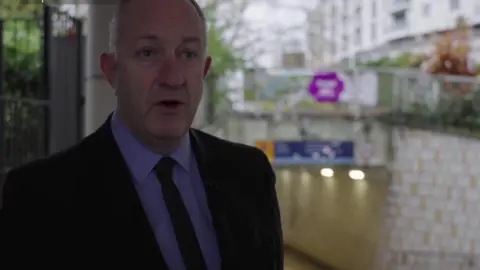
377;128;480;269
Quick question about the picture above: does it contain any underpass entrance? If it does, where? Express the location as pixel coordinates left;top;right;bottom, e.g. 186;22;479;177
275;165;390;270
251;121;390;270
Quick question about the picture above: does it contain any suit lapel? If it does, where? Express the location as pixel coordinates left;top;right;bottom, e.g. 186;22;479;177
85;117;167;268
190;129;239;269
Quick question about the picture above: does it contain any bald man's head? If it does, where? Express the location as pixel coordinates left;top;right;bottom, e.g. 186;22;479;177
109;0;207;52
100;0;212;152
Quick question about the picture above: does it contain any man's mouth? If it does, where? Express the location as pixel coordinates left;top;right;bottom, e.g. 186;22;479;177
158;100;184;109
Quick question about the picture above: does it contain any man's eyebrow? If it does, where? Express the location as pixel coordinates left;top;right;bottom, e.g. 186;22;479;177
182;36;201;44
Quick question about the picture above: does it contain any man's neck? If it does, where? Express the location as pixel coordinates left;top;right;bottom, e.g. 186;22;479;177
144;137;183;155
115;110;184;155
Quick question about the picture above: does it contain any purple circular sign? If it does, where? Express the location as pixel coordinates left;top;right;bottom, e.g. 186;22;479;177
308;71;344;102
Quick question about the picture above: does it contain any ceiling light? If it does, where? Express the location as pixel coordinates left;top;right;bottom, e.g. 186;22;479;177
321;168;334;177
349;169;365;180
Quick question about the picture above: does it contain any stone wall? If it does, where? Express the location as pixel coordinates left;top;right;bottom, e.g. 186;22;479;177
378;128;480;269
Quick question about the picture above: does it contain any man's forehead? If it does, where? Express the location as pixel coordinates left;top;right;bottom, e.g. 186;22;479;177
113;0;207;49
119;0;202;21
119;0;204;33
123;20;204;44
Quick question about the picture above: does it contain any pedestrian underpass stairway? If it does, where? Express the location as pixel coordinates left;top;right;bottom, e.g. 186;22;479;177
376;128;480;270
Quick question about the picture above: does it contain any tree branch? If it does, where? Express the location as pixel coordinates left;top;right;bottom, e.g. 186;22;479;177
217;0;252;37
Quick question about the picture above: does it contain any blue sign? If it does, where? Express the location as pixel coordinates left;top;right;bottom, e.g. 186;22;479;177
273;140;355;165
308;71;344;103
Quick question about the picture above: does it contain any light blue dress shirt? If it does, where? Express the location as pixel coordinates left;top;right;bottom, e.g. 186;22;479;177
111;113;221;270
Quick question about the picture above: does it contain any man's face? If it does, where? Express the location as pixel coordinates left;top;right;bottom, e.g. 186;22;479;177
101;0;211;141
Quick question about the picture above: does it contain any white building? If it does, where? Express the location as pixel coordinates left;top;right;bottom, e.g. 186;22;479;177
306;1;330;69
307;0;480;66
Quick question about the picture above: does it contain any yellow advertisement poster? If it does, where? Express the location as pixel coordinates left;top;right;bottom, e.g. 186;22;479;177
255;140;274;161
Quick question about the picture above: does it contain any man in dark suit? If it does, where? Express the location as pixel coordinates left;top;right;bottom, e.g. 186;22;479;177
0;0;283;269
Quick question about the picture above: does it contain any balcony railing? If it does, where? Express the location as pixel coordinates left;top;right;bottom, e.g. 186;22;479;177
203;67;480;144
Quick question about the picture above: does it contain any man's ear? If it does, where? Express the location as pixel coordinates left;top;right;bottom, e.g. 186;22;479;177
203;56;212;78
100;52;117;89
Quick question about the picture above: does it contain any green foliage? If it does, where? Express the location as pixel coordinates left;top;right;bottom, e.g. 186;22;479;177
0;1;42;18
201;3;246;123
378;85;480;138
1;1;43;97
1;7;45;167
362;56;394;67
211;86;227;108
207;26;242;78
362;52;423;68
3;19;42;97
244;88;256;100
360;26;480;137
366;51;480;136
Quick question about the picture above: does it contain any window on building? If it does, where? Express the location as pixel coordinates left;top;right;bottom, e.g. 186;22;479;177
355;6;361;19
372;1;376;17
423;3;430;16
355;28;361;44
392;11;407;29
450;0;459;10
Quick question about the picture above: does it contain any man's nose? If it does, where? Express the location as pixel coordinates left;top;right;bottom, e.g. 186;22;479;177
158;57;186;88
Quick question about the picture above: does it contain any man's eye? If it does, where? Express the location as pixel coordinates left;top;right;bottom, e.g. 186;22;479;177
183;51;197;58
138;49;154;57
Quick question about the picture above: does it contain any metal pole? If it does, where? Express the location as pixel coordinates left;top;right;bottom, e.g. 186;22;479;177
348;48;356;70
75;18;83;142
43;4;52;155
348;48;362;130
0;19;5;191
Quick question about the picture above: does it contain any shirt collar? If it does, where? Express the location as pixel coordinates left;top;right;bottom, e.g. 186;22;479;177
111;112;191;182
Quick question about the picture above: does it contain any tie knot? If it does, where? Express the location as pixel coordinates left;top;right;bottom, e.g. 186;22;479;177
155;157;176;174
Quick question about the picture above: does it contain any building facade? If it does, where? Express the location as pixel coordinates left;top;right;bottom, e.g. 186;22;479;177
307;0;480;66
